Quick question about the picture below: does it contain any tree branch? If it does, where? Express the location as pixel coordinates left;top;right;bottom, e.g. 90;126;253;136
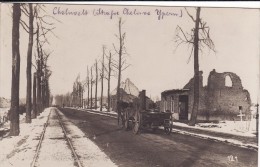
113;43;119;54
122;64;131;71
185;7;195;22
20;19;29;33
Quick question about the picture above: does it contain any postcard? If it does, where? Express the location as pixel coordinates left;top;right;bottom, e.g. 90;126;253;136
0;2;259;167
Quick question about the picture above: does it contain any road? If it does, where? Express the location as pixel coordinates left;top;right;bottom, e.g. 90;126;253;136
59;108;258;167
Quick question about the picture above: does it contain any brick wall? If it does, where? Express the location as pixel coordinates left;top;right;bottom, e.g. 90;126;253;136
206;69;251;120
161;69;251;121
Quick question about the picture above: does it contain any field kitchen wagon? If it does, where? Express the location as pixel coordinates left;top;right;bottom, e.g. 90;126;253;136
119;90;173;134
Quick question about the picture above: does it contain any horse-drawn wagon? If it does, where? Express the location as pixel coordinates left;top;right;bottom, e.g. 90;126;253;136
118;90;173;135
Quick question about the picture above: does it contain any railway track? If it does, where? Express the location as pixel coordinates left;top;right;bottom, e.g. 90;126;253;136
30;108;83;167
30;111;51;167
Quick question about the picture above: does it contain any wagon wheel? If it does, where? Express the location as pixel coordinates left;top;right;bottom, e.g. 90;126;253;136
152;127;157;133
124;110;129;131
164;127;171;135
164;123;172;135
151;123;157;133
132;111;141;134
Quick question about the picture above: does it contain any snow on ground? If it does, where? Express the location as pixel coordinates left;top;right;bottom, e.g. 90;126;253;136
91;107;118;115
0;108;9;124
0;107;9;116
174;120;257;137
0;107;117;167
0;109;27;132
69;107;118;119
0;108;51;167
167;128;258;151
72;107;118;116
58;108;117;167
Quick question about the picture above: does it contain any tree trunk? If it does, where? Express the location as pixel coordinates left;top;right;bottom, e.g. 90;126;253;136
116;18;123;125
36;24;42;114
78;83;80;107
80;84;83;108
107;52;112;112
76;82;80;107
42;79;46;109
46;79;50;107
39;47;44;112
10;4;21;136
70;94;73;107
100;47;105;111
81;86;84;108
95;60;98;109
36;64;42;115
32;72;37;119
90;67;93;109
87;67;90;108
189;7;201;126
25;4;34;123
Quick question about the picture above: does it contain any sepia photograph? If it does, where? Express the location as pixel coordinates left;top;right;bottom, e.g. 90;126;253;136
0;2;259;167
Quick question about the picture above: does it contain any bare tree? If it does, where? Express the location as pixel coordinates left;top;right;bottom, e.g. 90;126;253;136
90;66;93;109
32;72;37;118
87;66;90;108
100;46;105;111
75;75;82;107
27;4;58;114
71;82;76;106
35;29;52;113
103;50;115;112
104;51;113;112
41;52;52;109
71;75;82;107
10;4;21;136
69;92;73;107
21;4;57;122
79;81;83;108
95;60;98;109
81;81;84;108
113;18;130;125
36;23;43;115
55;93;72;107
21;4;35;123
174;7;215;126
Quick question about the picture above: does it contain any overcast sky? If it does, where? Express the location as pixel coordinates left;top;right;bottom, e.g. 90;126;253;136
1;3;259;103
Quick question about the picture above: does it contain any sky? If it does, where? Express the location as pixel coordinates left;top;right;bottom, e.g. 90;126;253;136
0;3;259;103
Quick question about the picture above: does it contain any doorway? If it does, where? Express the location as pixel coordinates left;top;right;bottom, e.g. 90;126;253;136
179;95;189;120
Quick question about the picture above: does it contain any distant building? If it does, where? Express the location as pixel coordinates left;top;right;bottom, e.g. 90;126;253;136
110;78;154;111
161;69;251;121
111;78;139;97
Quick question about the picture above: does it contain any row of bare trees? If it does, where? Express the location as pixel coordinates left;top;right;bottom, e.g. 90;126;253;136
57;8;215;128
10;3;56;136
86;18;129;120
71;75;83;107
54;8;215;127
59;18;129;124
65;47;113;111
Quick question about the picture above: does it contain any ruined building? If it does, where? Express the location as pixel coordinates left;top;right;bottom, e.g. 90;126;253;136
161;69;251;121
